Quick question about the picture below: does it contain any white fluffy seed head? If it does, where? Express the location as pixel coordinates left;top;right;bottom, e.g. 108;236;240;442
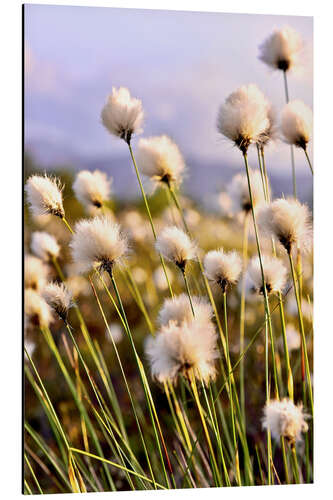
258;104;278;148
145;317;218;385
25;288;53;328
249;254;287;295
42;282;72;321
31;231;60;261
70;216;128;274
259;26;303;72
258;198;312;254
25;254;50;291
262;398;308;444
217;84;270;153
101;87;144;143
137;135;185;186
25;174;65;218
158;294;213;327
73;170;112;209
227;168;268;214
283;323;301;352
204;249;242;292
281;100;313;149
155;226;196;270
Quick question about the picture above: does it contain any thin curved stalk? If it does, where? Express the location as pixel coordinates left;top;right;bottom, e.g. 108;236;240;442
239;213;249;424
283;70;297;198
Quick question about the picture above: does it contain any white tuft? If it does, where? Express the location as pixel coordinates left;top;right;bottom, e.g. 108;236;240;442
25;288;53;328
155;226;196;269
70;216;128;274
137;135;185;186
258;198;312;253
106;323;124;344
145;316;218;385
73;170;112;209
262;398;308;444
204;249;242;291
31;231;60;261
217;84;270;152
259;26;303;73
42;282;72;320
281;100;313;149
25;254;50;291
280;323;301;352
249;254;287;294
101;87;144;142
159;294;213;327
25;174;64;218
227;168;268;214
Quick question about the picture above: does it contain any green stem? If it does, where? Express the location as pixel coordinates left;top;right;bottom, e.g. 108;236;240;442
182;269;195;317
288;253;314;414
304;148;313;175
239;213;249;425
127;141;173;297
283;70;297;198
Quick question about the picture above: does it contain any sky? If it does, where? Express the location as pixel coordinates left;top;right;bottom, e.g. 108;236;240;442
24;4;313;200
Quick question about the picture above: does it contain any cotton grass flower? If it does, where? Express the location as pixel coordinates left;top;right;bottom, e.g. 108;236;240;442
249;255;287;295
281;100;313;150
101;87;144;144
25;174;65;218
217;84;270;153
73;170;112;209
31;231;60;261
25;288;53;328
145;316;218;385
228;169;268;214
70;216;128;275
155;226;196;272
258;26;303;73
204;249;242;293
158;294;212;327
258;198;312;254
137;135;185;186
43;282;72;322
262;398;308;445
25;254;49;291
106;323;124;344
258;105;277;148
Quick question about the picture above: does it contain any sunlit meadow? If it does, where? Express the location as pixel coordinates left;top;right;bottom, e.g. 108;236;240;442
24;7;313;494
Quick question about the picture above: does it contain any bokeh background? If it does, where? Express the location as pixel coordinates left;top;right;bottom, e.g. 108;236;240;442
24;4;313;203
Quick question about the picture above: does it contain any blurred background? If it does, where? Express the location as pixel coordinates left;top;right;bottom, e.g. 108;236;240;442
24;4;313;204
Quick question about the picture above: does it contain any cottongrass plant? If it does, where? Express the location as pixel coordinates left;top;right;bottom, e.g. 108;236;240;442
73;170;113;210
281;100;313;173
24;31;313;490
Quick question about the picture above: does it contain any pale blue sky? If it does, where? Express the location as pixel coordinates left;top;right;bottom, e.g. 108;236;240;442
24;4;313;198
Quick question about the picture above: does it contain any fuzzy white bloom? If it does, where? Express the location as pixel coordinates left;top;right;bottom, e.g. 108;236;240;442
228;168;268;214
131;266;148;285
155;226;196;271
259;26;303;72
70;216;128;274
25;254;49;291
217;84;270;153
73;170;112;209
31;231;60;261
258;104;277;148
258;198;312;253
262;398;308;444
281;100;313;150
101;87;144;143
145;316;218;385
249;255;287;295
217;192;233;217
137;135;185;186
24;338;36;360
204;249;242;292
25;174;65;218
159;294;212;327
106;323;124;344
237;271;258;303
25;288;53;328
121;211;149;242
43;282;72;321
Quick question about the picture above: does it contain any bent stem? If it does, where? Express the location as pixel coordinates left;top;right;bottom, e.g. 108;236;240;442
180;267;195;317
288;252;314;415
127;141;173;297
